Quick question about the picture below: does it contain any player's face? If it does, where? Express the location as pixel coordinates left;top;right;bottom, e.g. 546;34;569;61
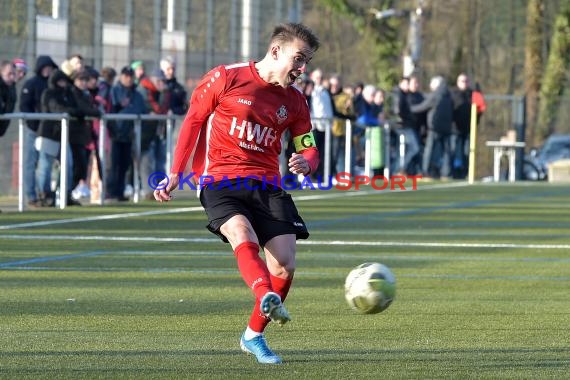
276;39;314;88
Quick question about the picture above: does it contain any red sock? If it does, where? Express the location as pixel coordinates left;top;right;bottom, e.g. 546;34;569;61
247;274;294;333
270;273;293;302
234;242;272;300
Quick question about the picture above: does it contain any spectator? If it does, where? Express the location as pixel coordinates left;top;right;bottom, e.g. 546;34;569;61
107;66;146;201
329;74;354;176
69;70;102;200
450;73;486;179
353;84;379;169
97;67;116;113
0;60;17;137
410;76;454;179
12;58;28;83
160;56;187;115
60;54;84;80
407;75;427;174
352;81;364;113
309;68;334;178
35;69;81;206
131;60;145;86
138;68;170;199
68;54;84;73
19;55;58;207
393;77;413;127
373;89;386;123
392;77;419;175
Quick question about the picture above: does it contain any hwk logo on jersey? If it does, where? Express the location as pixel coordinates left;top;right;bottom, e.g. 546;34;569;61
276;105;288;124
229;117;277;148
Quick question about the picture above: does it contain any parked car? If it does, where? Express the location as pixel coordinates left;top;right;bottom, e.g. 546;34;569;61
523;134;570;180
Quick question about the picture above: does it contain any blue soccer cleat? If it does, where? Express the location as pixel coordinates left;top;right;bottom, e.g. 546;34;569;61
240;333;282;364
260;292;291;325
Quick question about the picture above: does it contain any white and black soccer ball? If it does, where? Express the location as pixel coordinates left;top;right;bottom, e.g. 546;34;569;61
344;262;396;314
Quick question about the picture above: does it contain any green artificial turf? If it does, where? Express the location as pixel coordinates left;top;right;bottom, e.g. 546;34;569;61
0;182;569;379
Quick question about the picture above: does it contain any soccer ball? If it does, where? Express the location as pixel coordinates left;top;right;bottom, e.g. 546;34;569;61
344;262;396;314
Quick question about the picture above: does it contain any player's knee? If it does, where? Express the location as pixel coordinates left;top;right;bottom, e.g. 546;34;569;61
221;218;257;245
270;259;295;278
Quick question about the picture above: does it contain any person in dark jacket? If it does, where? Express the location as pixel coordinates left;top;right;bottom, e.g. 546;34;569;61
410;76;454;179
36;69;82;206
450;73;485;179
19;55;58;207
160;56;187;115
392;76;420;174
0;61;17;137
107;66;146;201
407;75;427;174
69;70;102;199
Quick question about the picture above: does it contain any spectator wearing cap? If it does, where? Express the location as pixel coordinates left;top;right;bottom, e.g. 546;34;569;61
12;58;28;83
0;60;17;137
159;56;187;115
131;60;145;86
137;68;170;199
107;66;146;201
19;55;58;207
69;69;102;201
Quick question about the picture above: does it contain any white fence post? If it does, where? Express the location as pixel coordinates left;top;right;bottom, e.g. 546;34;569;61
383;123;391;178
166;116;174;174
344;119;352;175
18;118;25;212
323;118;331;186
98;117;106;205
59;115;69;209
133;118;142;204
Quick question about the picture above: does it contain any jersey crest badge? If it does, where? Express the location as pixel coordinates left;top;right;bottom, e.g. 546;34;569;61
276;105;288;124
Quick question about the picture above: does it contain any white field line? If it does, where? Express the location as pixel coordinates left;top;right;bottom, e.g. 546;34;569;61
0;206;204;230
0;182;469;231
0;233;569;250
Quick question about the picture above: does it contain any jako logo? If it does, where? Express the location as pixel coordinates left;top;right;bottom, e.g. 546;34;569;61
237;98;252;105
251;277;263;289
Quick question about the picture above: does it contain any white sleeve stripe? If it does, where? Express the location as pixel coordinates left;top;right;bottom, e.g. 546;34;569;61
224;62;250;70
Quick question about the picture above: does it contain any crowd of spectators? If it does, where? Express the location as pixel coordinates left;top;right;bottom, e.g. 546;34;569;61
295;69;486;181
0;54;187;207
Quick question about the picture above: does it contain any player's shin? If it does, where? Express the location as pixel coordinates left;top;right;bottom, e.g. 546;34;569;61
234;241;273;300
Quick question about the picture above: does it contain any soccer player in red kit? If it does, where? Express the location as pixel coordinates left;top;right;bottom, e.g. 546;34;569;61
154;23;320;364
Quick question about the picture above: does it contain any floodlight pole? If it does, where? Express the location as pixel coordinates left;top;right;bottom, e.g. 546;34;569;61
370;0;424;76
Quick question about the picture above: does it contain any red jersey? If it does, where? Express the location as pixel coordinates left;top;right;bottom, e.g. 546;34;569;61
171;61;318;184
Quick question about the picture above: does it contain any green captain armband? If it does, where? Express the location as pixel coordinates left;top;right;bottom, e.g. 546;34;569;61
293;132;316;152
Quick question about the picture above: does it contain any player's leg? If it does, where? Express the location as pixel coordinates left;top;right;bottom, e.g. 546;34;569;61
245;233;296;333
240;235;295;364
222;216;288;364
264;234;296;310
220;214;274;302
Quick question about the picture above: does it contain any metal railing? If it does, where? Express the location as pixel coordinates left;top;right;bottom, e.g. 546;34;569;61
0;113;185;212
0;112;70;212
1;113;393;212
97;114;184;204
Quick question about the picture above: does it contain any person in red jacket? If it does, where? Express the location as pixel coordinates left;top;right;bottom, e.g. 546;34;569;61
154;23;320;364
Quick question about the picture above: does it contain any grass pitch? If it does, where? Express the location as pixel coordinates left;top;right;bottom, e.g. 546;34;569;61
1;182;569;379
